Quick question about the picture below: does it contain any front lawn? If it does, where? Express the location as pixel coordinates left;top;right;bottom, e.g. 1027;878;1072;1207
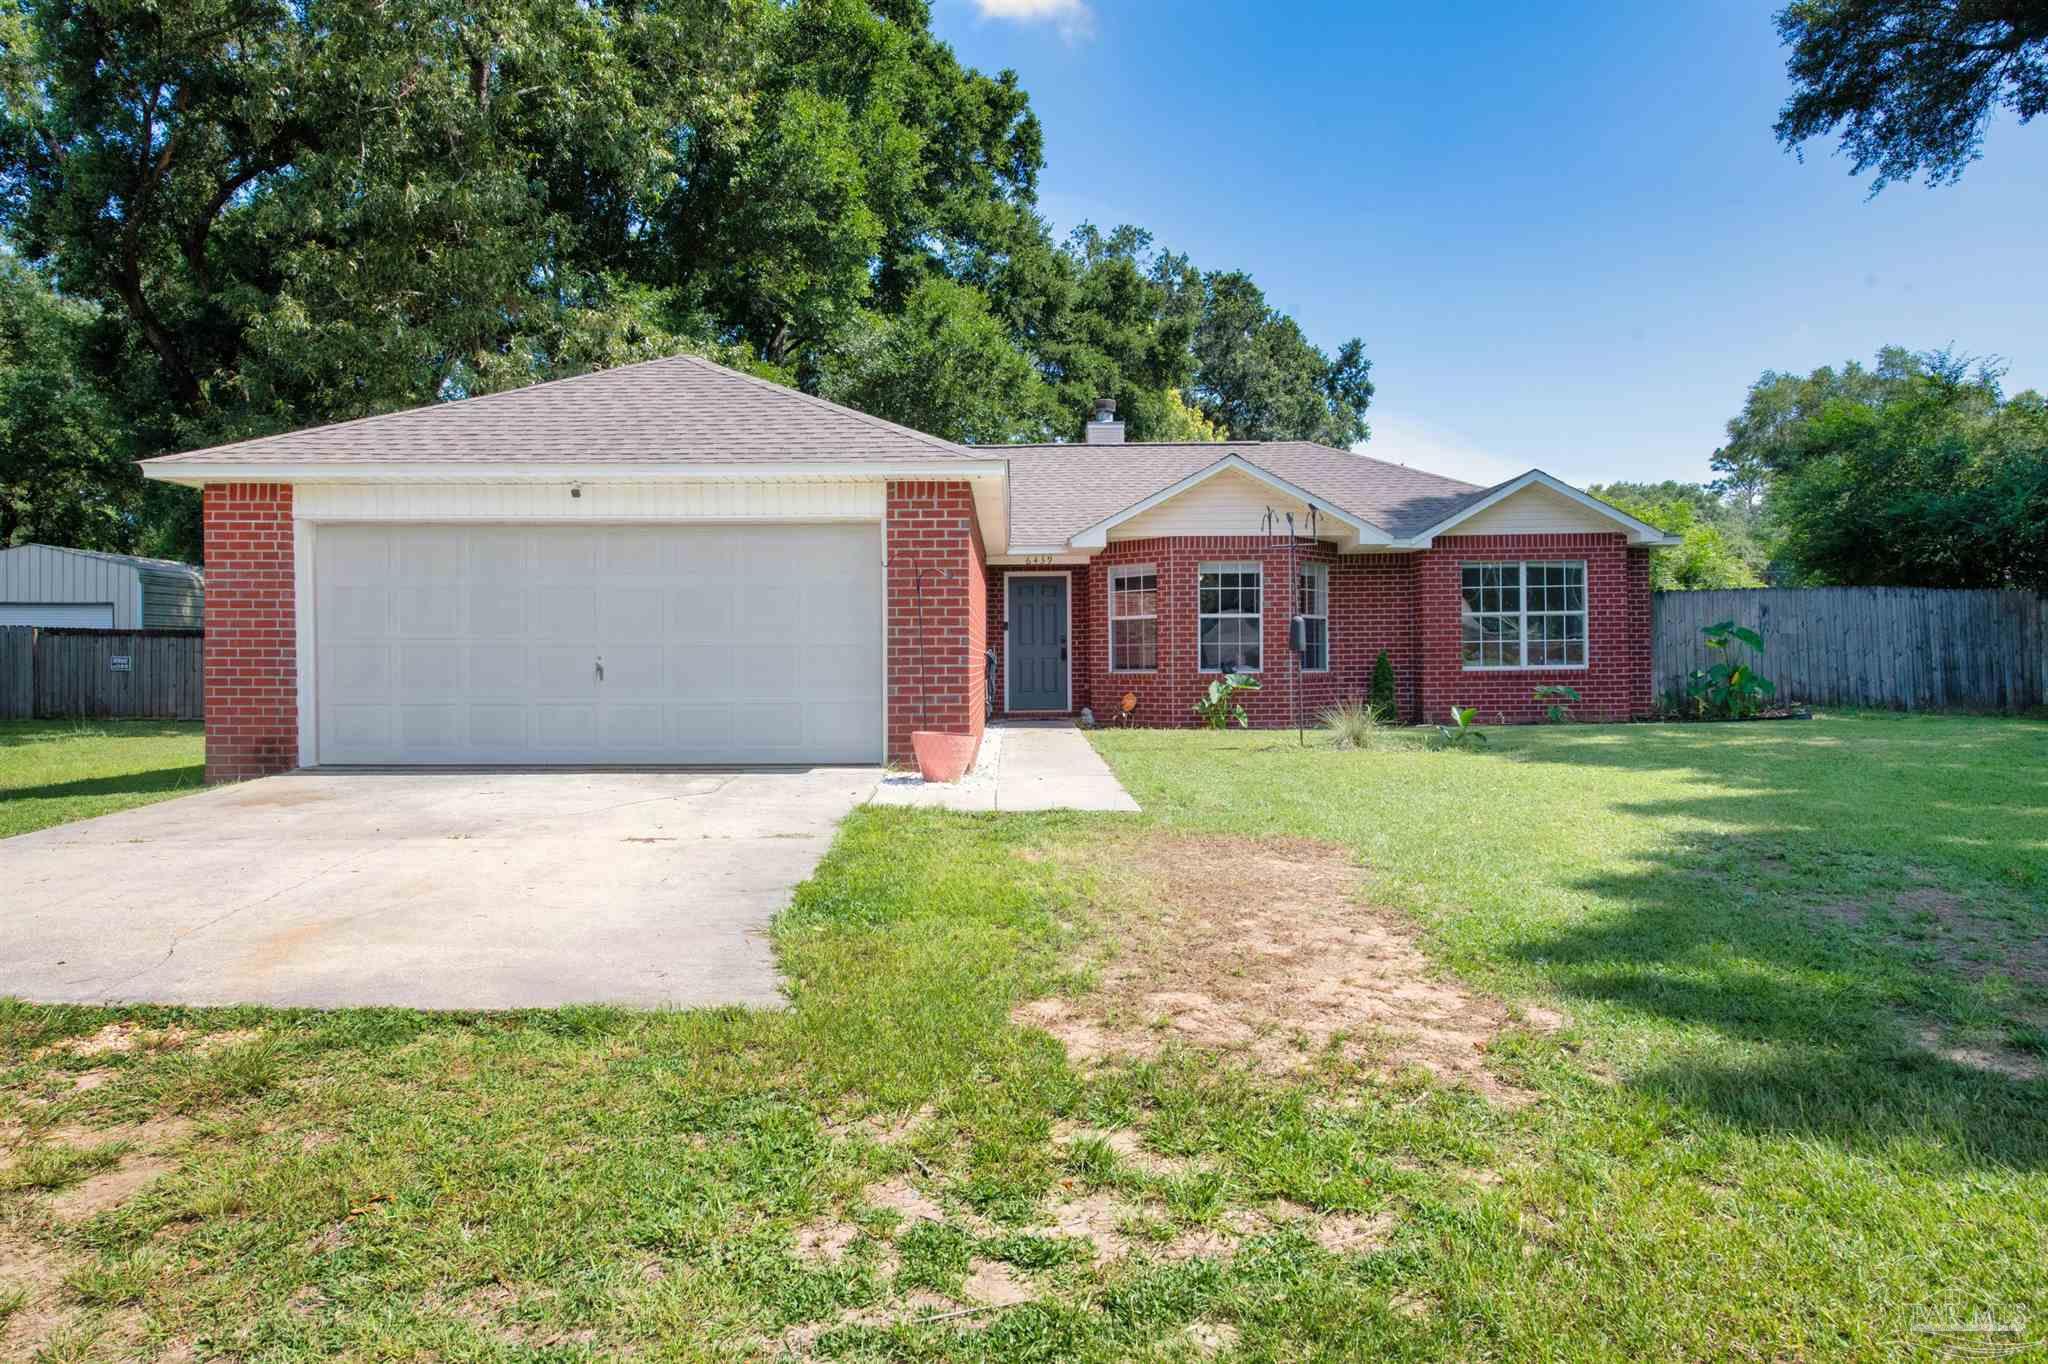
0;714;2042;1361
0;720;205;839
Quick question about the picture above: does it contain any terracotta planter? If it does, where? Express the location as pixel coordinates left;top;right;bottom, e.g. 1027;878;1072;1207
911;730;980;784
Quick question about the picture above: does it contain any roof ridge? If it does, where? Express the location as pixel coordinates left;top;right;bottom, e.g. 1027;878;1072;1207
675;356;979;459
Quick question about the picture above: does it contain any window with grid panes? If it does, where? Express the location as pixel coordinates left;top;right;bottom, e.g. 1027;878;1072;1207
1198;562;1262;672
1459;561;1586;668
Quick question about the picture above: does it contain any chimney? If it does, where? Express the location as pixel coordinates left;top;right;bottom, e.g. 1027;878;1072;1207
1084;396;1125;445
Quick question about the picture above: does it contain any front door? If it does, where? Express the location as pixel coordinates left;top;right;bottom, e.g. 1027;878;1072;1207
1007;575;1069;711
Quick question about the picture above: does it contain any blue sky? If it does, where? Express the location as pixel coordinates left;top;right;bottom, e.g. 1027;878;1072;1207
932;0;2048;488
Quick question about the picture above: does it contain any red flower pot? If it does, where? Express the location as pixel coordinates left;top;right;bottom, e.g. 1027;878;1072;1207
911;730;979;784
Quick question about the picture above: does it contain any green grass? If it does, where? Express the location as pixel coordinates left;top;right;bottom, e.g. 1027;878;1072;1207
0;713;2042;1361
0;720;205;838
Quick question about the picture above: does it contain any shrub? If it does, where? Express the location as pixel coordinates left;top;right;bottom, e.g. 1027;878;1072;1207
1368;650;1397;721
1191;674;1260;729
1319;700;1387;750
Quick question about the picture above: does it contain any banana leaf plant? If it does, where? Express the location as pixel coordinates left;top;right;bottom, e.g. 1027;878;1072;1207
1430;705;1488;749
1192;673;1261;729
1687;620;1775;718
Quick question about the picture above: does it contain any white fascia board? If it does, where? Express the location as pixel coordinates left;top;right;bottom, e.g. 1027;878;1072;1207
1393;469;1684;548
137;459;1009;488
991;547;1093;565
1066;454;1392;549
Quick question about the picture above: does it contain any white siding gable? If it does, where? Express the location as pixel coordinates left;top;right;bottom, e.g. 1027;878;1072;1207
1449;482;1630;537
1109;468;1318;542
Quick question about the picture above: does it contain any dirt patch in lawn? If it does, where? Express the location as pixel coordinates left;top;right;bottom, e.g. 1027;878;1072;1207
1892;887;2048;988
0;1228;77;1358
1011;834;1559;1103
1913;1022;2045;1083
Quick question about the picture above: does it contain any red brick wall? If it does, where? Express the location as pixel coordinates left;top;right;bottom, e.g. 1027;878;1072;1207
886;480;986;764
201;483;298;782
988;533;1651;730
1415;533;1652;724
989;537;1414;730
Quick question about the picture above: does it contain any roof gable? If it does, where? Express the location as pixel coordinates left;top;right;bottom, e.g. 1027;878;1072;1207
1070;455;1390;549
141;355;989;471
1393;471;1680;547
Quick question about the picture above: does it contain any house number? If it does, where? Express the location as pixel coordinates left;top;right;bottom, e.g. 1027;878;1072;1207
1022;555;1055;566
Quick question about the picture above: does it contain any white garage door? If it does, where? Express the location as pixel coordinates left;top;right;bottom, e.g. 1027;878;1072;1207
314;523;883;765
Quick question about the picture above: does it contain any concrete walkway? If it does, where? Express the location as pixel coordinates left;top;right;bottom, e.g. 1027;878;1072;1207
870;722;1139;813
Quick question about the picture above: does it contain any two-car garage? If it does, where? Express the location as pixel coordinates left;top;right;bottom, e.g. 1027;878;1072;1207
310;522;884;766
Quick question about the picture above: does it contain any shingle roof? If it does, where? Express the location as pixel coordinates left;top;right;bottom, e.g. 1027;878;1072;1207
141;355;987;467
998;440;1491;545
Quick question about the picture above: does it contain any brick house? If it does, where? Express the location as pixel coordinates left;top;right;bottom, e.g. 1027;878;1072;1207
140;357;1674;782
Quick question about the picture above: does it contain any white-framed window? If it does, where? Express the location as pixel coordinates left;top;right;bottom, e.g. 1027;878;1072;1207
1198;561;1262;673
1297;562;1329;672
1108;565;1158;672
1460;561;1587;669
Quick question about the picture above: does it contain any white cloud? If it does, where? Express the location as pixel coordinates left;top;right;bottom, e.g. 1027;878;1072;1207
1355;415;1530;490
973;0;1094;41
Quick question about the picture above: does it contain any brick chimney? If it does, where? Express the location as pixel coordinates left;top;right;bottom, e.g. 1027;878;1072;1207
1084;396;1125;445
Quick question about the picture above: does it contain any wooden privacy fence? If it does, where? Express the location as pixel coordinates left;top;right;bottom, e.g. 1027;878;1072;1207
0;627;204;721
1652;588;2046;712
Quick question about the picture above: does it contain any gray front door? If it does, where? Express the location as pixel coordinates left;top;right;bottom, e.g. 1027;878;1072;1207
1007;576;1069;711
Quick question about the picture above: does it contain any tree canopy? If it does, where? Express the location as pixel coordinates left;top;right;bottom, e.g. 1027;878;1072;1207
0;0;1372;555
1775;0;2048;188
1586;481;1768;590
1711;348;2048;590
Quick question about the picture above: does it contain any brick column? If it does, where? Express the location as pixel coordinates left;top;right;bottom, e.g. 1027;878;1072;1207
201;483;298;782
885;480;987;764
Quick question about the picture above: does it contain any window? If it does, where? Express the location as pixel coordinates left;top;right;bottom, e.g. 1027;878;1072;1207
1297;563;1329;672
1109;566;1158;672
1460;561;1586;668
1198;562;1262;673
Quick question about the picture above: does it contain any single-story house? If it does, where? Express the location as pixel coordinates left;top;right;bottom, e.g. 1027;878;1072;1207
0;543;205;629
139;356;1675;782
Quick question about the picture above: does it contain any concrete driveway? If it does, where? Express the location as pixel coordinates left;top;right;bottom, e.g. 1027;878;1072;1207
0;768;877;1010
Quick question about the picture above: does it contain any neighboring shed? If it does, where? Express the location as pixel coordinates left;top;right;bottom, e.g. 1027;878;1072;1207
0;544;205;629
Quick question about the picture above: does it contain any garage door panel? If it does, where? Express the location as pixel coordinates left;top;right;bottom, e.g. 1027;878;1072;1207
323;643;390;694
468;530;528;577
735;644;800;695
534;704;598;749
599;586;663;639
326;586;391;639
324;530;393;582
669;587;734;641
598;644;665;698
530;647;597;696
466;645;527;699
400;704;462;749
468;705;527;750
534;532;601;581
397;643;464;697
469;586;525;637
316;522;881;765
395;586;460;637
531;587;598;640
602;704;666;749
733;703;803;750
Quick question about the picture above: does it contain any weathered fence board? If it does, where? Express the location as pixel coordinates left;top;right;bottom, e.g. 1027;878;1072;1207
1652;588;2045;712
3;628;207;721
0;626;32;720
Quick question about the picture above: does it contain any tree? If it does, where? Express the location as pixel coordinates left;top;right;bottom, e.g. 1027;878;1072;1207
1189;271;1373;445
817;277;1051;444
1709;348;2048;589
1774;0;2048;189
0;254;131;550
1590;483;1767;590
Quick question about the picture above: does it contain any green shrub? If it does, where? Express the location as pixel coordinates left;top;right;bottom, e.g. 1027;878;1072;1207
1534;684;1580;723
1191;674;1260;729
1685;620;1775;719
1368;649;1397;720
